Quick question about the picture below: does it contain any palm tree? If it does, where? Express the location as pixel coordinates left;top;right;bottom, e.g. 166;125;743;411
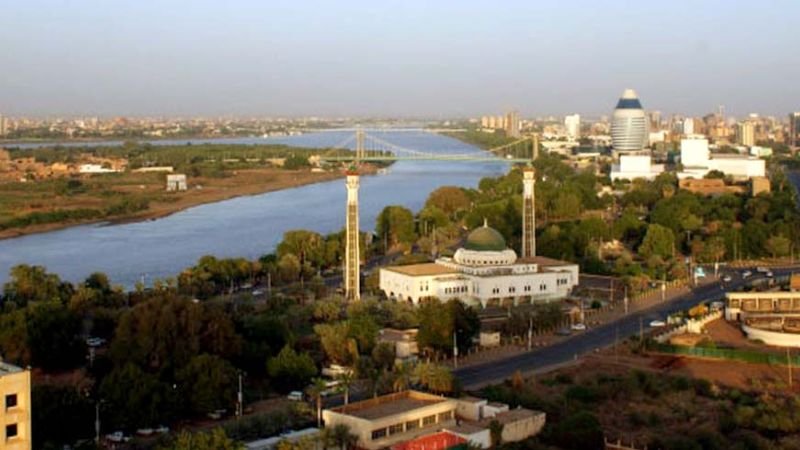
337;370;355;406
488;419;504;448
392;361;415;392
330;424;358;450
307;377;328;428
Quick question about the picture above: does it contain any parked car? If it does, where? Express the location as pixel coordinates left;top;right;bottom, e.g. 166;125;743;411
649;320;666;328
287;391;304;401
766;271;774;278
571;323;587;331
742;270;752;278
722;275;732;282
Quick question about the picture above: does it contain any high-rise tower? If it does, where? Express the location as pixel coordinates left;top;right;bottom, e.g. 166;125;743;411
610;89;648;152
344;170;360;301
521;167;536;258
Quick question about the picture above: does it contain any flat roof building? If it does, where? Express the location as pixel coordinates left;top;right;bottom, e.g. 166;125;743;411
1;361;31;450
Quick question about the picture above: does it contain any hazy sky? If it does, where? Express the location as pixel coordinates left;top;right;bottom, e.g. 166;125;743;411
1;0;798;118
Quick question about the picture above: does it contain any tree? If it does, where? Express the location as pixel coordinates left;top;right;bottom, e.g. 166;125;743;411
110;295;241;372
425;186;471;219
25;301;85;370
392;362;415;392
159;428;243;450
337;370;355;405
371;342;396;371
100;363;174;430
416;300;480;358
639;224;675;260
306;377;328;428
548;411;604;450
413;363;453;394
2;264;71;306
315;322;358;366
326;424;358;450
31;384;94;449
176;354;237;416
766;235;792;258
376;206;417;248
267;345;317;391
488;420;504;448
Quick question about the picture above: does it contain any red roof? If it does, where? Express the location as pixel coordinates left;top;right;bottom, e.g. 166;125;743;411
391;432;466;450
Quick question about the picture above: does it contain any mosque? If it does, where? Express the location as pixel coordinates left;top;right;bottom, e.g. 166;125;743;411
378;168;579;308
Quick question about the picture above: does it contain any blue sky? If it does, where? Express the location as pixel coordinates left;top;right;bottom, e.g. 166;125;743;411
0;0;798;117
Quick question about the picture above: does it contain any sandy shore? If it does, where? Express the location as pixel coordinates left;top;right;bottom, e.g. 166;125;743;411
0;165;378;240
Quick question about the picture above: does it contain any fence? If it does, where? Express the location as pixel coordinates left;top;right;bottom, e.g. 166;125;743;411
649;342;800;366
605;438;647;450
652;310;722;344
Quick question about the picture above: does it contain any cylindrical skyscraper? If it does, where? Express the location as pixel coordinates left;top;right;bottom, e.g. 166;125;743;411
344;170;360;301
611;89;648;152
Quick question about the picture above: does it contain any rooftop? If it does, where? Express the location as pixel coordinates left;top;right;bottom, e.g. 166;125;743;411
327;391;447;421
516;255;575;267
478;408;544;426
384;263;458;276
0;360;24;377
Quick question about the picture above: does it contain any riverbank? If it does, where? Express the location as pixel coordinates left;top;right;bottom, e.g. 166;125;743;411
436;128;517;150
0;165;379;240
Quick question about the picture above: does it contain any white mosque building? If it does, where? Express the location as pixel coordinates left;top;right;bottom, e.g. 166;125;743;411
379;169;579;308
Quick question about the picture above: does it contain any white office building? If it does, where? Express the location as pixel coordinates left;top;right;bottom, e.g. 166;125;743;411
610;154;665;181
678;138;765;180
564;114;580;141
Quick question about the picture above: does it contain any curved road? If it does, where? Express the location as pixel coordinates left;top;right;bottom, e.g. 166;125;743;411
455;267;799;390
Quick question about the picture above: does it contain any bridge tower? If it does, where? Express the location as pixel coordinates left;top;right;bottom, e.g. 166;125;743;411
522;167;536;258
355;128;365;163
344;169;361;301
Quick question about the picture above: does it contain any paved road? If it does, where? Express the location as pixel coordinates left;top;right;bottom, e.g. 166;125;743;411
455;266;798;390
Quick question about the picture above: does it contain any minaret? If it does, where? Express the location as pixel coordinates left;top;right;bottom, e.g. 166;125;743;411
522;167;536;258
344;169;361;301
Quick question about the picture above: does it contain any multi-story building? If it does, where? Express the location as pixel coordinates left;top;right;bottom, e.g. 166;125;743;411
505;110;520;138
1;361;31;450
564;114;580;141
737;121;755;146
789;112;800;148
610;89;648;152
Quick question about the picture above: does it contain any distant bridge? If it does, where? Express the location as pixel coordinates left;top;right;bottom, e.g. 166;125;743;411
317;128;537;164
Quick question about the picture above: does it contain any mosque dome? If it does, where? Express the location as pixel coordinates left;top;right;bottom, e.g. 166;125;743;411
464;222;507;252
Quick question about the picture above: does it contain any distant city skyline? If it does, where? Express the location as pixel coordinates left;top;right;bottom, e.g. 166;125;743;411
1;0;798;118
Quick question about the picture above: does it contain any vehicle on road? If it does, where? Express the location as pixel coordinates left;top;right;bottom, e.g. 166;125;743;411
766;271;774;278
649;320;666;328
722;275;732;282
571;323;587;331
251;289;264;296
742;270;752;278
756;267;769;273
287;391;304;401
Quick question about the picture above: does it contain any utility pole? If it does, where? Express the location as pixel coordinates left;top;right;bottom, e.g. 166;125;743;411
639;316;644;343
237;372;244;419
788;348;794;389
624;287;629;314
95;402;101;445
661;276;666;302
453;331;458;369
527;316;533;351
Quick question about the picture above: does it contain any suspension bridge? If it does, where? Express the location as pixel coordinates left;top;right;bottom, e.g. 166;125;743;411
318;128;538;164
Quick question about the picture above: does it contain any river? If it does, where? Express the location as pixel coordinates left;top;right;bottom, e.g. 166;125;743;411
0;130;508;287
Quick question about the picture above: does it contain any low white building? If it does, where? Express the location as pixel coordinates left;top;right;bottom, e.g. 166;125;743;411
166;174;188;191
678;138;765;180
379;224;578;308
610;154;664;181
79;164;119;174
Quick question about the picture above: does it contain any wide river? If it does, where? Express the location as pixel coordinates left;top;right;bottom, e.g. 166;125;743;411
0;130;508;287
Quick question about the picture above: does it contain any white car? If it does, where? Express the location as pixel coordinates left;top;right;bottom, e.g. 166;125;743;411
106;432;126;443
722;275;732;282
287;391;304;401
649;320;666;328
766;271;774;278
571;323;587;331
742;271;752;278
